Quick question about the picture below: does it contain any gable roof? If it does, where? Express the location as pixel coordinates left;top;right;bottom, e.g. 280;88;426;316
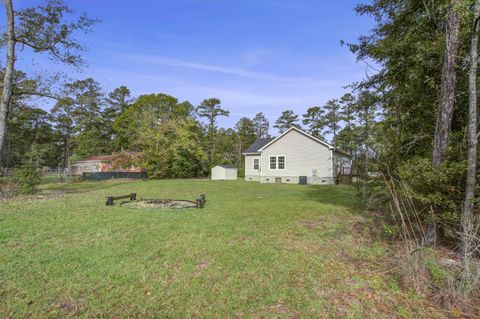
258;126;333;151
243;137;275;154
242;127;352;158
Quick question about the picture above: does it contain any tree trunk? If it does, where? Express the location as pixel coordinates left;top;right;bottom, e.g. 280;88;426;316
461;0;480;260
432;0;461;166
0;0;15;167
209;118;215;164
427;0;461;246
210;136;216;164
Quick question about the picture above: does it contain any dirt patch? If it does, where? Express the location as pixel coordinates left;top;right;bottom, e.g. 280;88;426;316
0;193;66;203
57;297;85;317
121;199;197;210
196;259;211;270
2;241;24;249
300;218;328;230
230;236;251;246
266;304;292;315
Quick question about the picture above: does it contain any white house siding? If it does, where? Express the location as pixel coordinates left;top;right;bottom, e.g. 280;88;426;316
259;129;334;184
244;154;261;181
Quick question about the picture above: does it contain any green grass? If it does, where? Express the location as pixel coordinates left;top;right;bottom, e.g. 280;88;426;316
0;180;444;318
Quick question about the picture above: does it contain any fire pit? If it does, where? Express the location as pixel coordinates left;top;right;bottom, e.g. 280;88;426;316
121;198;202;210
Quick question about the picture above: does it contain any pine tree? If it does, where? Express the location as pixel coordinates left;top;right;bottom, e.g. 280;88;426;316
235;117;257;169
195;98;229;164
322;99;342;144
252;112;270;138
274;110;299;133
14;142;42;194
302;106;326;139
104;86;133;150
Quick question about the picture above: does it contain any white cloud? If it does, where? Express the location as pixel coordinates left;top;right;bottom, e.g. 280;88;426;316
118;53;346;88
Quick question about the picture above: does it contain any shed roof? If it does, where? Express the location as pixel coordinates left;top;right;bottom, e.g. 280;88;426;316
76;155;113;162
243;137;275;154
215;165;237;169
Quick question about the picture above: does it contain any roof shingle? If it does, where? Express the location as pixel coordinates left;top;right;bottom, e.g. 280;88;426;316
243;137;275;154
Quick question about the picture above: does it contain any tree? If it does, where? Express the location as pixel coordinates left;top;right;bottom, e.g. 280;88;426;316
252;112;270;138
0;0;97;165
274;110;299;133
13;142;42;194
103;86;133;149
61;78;108;159
50;98;75;168
0;0;15;164
432;0;462;168
348;0;480;242
334;126;362;158
0;71;60;167
114;93;194;151
127;97;206;179
235;117;257;168
322;99;343;144
215;128;239;165
105;86;133;115
195;98;229;164
461;0;480;260
339;93;356;130
427;0;462;247
6;105;58;167
302;106;326;139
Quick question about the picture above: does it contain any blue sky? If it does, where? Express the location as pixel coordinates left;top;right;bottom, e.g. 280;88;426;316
7;0;373;132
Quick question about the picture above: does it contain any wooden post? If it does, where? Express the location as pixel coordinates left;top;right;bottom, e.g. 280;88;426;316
196;198;205;208
130;193;137;201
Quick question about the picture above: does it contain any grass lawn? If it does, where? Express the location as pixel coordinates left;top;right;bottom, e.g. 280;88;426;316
0;180;445;318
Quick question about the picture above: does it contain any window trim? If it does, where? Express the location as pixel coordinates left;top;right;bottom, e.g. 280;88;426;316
269;155;286;171
252;158;260;171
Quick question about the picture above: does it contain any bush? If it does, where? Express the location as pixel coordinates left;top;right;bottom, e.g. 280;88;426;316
397;157;467;239
13;143;42;195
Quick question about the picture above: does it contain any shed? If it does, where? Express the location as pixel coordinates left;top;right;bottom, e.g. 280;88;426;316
211;165;237;180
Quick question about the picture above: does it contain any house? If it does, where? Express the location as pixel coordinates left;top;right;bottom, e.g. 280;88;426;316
211;165;238;180
71;154;144;176
243;126;352;185
71;155;114;175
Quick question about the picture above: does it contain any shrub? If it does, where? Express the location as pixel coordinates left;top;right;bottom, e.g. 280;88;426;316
397;157;467;240
13;143;42;195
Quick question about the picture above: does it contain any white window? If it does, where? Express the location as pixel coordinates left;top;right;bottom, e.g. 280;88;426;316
269;156;286;170
253;158;260;171
269;156;277;170
278;156;285;170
